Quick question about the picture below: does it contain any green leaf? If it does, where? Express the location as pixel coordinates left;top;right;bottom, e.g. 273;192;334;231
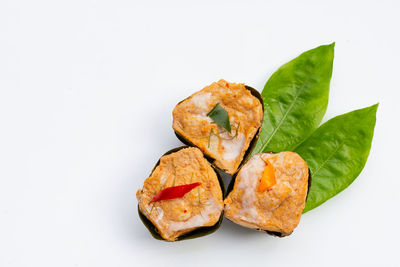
207;103;231;133
295;104;378;213
252;43;335;155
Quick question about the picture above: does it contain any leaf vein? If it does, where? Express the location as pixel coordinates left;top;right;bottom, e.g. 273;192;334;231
259;82;305;152
311;140;345;177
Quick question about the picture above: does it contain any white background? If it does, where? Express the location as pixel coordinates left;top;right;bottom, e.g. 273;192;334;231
1;0;399;266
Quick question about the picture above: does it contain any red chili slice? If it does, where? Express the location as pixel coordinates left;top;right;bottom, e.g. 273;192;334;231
149;182;201;204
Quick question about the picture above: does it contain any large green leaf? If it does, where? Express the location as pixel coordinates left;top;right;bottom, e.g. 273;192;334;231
295;104;378;213
252;43;335;155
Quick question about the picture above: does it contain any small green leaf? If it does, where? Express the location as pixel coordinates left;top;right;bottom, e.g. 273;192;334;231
295;104;378;213
252;43;334;155
207;103;231;133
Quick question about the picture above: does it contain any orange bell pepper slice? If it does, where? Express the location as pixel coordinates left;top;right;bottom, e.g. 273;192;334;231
258;159;276;192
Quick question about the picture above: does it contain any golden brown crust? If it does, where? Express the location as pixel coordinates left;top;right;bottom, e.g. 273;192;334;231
224;152;309;235
137;147;223;241
172;79;263;174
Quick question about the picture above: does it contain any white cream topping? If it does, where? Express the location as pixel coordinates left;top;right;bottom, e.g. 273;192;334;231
168;198;223;232
221;133;245;162
193;114;213;123
160;175;167;185
234;154;265;223
189;92;212;113
155;207;164;223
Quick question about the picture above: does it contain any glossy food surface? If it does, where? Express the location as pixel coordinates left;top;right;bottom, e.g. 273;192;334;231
137;147;223;241
224;152;309;235
173;79;263;174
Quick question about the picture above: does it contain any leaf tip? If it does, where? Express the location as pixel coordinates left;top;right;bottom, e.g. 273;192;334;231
371;103;379;116
368;103;379;114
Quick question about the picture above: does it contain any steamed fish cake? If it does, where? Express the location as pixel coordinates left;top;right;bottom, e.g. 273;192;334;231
224;152;309;236
137;147;224;241
172;80;263;174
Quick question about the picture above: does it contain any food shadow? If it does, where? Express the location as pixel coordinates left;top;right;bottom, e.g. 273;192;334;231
217;169;231;194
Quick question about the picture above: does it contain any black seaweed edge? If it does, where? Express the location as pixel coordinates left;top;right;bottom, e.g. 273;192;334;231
173;85;264;175
225;156;312;237
137;146;225;241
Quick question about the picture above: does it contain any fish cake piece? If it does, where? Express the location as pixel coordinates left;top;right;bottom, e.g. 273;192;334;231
224;152;309;236
137;147;224;241
173;79;263;174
